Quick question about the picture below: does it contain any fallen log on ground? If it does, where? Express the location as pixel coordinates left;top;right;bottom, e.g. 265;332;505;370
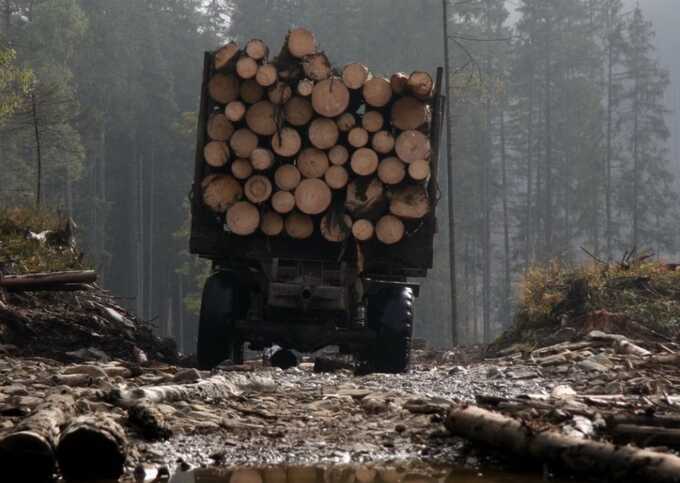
446;405;680;483
0;270;97;288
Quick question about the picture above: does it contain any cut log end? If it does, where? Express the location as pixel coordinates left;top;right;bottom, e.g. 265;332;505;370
372;130;396;154
236;56;258;80
303;53;332;81
245;100;277;136
287;28;317;58
214;42;239;70
390;72;409;95
342;63;370;89
352;219;375;241
309;117;340;149
272;127;302;157
225;101;247;122
408;71;434;98
376;215;405;245
390;185;430;219
362;77;392;108
324;165;349;190
312;78;350;118
204;141;230;168
336;112;357;132
378;157;406;185
362;111;384;133
246;38;269;61
255;64;278;87
231;159;253;180
260;211;284;236
202;175;243;213
348;127;369;148
240;79;265;104
230;128;259;158
329;145;350;166
250;148;274;171
271;190;296;214
395;130;431;163
297;78;314;97
268;82;293;105
285;211;314;239
295;178;332;215
275;164;302;191
350;148;379;176
208;74;240;104
207;113;235;142
298;147;330;179
227;201;261;235
391;96;429;131
409;159;431;181
284;96;313;126
345;178;386;218
245;175;273;204
321;214;353;242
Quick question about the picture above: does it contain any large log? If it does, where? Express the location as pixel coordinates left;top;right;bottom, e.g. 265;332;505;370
309;117;339;149
204;141;230;167
342;63;370;89
446;405;680;483
324;165;349;190
244;175;273;204
272;127;302;157
284;96;314;126
395;130;431;163
362;77;392;108
225;101;247;122
352;219;375;241
287;28;317;58
297;148;330;179
389;185;430;220
345;178;386;218
250;148;274;171
230;128;259;158
0;271;97;288
336;112;356;132
303;52;332;81
376;215;405;245
231;159;253;180
255;63;278;87
260;211;284;236
246;39;268;61
391;97;429;130
312;78;350;118
362;111;384;133
372;130;395;154
377;157;406;185
350;148;379;176
208;73;240;104
56;415;127;482
268;81;293;105
285;211;314;239
274;164;302;191
240;79;265;104
329;145;350;166
271;191;296;214
245;100;277;136
207;112;234;141
320;214;352;242
202;174;243;213
227;201;260;235
214;42;239;70
236;56;258;79
348;127;369;148
294;178;332;215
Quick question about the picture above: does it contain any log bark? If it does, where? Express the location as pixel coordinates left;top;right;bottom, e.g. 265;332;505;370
329;145;350;166
297;78;314;97
272;127;302;157
378;157;406;185
352;219;375;241
208;73;240;104
312;78;350;118
408;71;434;98
390;72;409;95
207;113;235;141
268;81;293;105
351;148;379;176
271;191;296;214
244;175;273;204
294;178;332;215
250;148;274;171
246;101;278;136
204;141;230;167
110;375;246;406
321;214;352;242
201;174;243;213
345;178;386;218
362;111;384;133
297;148;330;179
231;159;253;180
225;101;247;122
372;131;395;154
391;97;429;130
274;164;302;191
287;28;317;58
0;271;97;288
127;402;172;441
408;159;430;181
348;127;369;148
56;415;127;482
230;128;259;158
285;211;314;239
0;393;75;483
395;130;431;163
236;56;258;80
303;52;331;81
376;215;405;245
362;77;392;108
324;165;349;190
260;211;284;236
342;63;370;89
309;117;339;149
336;112;357;132
227;201;261;235
390;185;430;220
614;339;651;357
245;39;268;61
240;79;265;104
446;405;680;483
214;42;239;70
255;63;278;87
284;96;314;126
612;424;680;448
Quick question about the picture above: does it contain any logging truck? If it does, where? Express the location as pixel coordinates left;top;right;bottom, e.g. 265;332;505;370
190;29;443;373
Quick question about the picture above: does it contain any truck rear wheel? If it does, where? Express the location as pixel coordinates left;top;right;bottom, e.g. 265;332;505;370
197;270;248;370
366;286;414;373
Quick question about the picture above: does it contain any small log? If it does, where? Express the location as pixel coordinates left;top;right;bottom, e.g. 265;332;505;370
614;339;651;357
297;78;314;97
240;79;265;104
612;424;680;448
321;214;352;242
390;72;409;95
446;405;680;483
245;38;268;60
271;191;296;214
391;96;429;130
202;174;243;213
260;211;284;236
225;100;247;122
227;201;260;235
250;148;274;171
207;112;234;141
345;178;386;218
408;71;434;98
363;77;392;108
0;271;97;288
342;63;370;89
372;130;396;154
348;127;369;148
325;165;349;190
56;415;127;482
268;81;293;105
287;27;317;58
329;145;350;166
352;219;374;241
284;96;314;126
230;128;259;158
395;130;431;163
297;147;330;179
127;402;172;441
303;52;331;81
336;112;357;132
295;178;332;215
208;73;240;104
351;148;379;176
231;159;253;180
408;159;431;181
110;375;246;406
312;78;350;118
378;157;406;185
236;56;258;79
309;117;339;149
390;185;430;219
245;100;277;136
272;127;302;157
244;175;273;204
285;211;314;239
376;215;405;245
214;42;239;70
255;63;278;87
274;164;302;191
204;141;230;168
362;111;384;133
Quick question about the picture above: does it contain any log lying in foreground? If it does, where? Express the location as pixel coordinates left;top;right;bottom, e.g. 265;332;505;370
0;270;98;289
446;405;680;483
0;394;75;483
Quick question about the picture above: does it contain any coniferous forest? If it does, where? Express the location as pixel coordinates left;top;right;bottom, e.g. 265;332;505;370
0;0;677;350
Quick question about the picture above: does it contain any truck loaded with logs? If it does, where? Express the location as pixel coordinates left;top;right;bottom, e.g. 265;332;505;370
191;28;444;373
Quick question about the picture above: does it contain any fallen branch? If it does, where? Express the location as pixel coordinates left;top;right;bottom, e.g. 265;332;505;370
0;270;97;289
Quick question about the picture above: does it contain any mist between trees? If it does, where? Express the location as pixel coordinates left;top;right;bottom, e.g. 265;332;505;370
0;0;676;350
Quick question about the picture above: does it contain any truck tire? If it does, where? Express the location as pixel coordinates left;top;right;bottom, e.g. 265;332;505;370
366;286;414;373
197;270;248;370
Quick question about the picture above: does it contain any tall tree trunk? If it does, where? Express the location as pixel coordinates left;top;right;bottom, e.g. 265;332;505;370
31;92;42;207
500;106;511;320
632;50;640;249
543;15;554;260
605;6;615;259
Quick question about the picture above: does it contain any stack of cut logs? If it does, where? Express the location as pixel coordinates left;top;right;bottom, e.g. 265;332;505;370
201;28;434;245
